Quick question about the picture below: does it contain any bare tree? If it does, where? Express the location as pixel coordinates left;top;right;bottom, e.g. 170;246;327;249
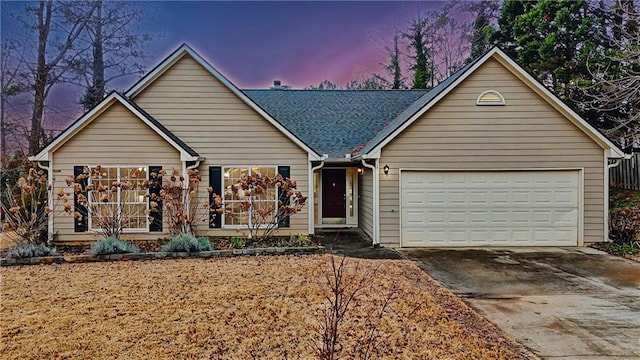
307;80;340;90
15;1;97;155
344;73;390;89
1;39;29;158
431;4;471;82
383;33;405;89
584;1;640;147
403;2;474;89
464;0;501;60
68;0;152;110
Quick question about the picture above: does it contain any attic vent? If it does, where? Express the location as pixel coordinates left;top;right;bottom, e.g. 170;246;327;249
476;90;505;106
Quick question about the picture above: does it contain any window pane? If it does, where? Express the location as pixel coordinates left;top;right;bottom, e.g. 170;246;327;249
225;201;249;226
221;166;278;228
89;166;148;231
267;187;277;200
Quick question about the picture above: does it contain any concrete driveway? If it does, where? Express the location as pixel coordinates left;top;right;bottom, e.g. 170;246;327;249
397;247;640;360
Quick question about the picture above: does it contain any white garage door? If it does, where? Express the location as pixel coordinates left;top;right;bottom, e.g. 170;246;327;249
401;170;580;247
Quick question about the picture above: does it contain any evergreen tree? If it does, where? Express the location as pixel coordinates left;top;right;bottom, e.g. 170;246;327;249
496;0;598;100
405;16;431;89
467;0;500;60
384;34;404;89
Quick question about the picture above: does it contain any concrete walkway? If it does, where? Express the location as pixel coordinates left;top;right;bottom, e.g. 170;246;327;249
398;247;640;360
315;228;401;260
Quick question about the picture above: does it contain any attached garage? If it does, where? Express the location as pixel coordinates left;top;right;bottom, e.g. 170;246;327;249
400;170;581;247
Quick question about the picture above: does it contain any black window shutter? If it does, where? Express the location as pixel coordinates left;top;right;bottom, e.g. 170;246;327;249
209;166;222;228
73;166;88;232
277;166;291;228
149;166;163;232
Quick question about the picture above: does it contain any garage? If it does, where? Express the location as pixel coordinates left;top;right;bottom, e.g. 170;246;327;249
400;170;581;247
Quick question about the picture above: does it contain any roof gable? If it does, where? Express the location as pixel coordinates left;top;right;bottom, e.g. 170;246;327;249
125;44;322;160
30;92;200;162
357;47;625;159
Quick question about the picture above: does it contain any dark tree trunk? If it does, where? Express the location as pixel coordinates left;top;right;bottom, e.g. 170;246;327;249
93;0;104;100
29;0;53;156
83;0;105;110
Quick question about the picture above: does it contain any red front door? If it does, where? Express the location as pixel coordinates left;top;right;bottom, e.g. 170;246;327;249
322;169;346;218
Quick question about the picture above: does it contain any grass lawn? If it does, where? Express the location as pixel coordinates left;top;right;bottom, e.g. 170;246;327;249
1;255;533;359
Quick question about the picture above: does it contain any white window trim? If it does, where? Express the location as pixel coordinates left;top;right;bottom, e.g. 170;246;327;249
476;90;506;105
222;166;279;229
88;165;149;233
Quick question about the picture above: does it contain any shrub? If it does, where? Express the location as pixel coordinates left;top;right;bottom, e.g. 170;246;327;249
609;243;640;256
222;171;307;241
609;191;640;247
161;233;212;252
1;160;68;245
150;168;205;236
5;243;58;259
230;236;245;249
290;234;312;247
91;236;139;256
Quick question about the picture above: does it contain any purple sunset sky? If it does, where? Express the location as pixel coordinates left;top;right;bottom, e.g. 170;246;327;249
135;1;444;89
1;1;447;131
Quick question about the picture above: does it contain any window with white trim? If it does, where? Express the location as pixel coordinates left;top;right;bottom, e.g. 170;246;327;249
88;166;149;232
223;166;278;227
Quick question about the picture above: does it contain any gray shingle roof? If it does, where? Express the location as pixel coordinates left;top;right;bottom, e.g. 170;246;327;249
244;90;428;158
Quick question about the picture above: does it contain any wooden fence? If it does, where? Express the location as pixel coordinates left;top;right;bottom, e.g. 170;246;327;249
610;151;640;190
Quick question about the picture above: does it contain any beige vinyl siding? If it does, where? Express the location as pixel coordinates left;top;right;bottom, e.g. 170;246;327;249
52;102;182;243
379;58;605;247
358;167;374;240
132;54;309;236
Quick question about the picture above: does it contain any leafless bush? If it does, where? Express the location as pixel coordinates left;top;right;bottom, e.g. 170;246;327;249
312;254;405;360
149;168;202;236
1;165;68;245
224;172;306;240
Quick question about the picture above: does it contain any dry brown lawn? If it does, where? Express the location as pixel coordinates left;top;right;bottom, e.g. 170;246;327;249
1;255;533;359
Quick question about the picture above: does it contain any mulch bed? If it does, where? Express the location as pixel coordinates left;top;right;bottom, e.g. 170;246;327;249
49;235;319;256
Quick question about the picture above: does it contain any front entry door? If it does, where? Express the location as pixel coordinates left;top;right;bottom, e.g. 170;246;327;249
322;169;346;218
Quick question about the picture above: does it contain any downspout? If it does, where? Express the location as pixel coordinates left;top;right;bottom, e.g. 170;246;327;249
361;159;379;247
36;161;54;242
604;158;625;243
607;159;622;170
309;160;325;235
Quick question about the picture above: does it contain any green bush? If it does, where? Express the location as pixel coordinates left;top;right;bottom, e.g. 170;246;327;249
161;233;212;252
5;243;58;259
230;236;245;249
290;234;312;247
91;236;139;256
609;243;640;256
